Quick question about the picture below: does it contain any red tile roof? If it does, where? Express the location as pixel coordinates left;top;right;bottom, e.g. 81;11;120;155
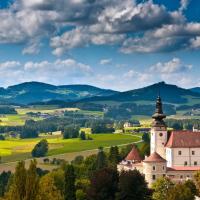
125;145;142;162
143;152;166;163
167;166;200;171
165;131;200;148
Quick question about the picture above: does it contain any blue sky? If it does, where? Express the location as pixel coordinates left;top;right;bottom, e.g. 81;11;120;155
0;0;200;91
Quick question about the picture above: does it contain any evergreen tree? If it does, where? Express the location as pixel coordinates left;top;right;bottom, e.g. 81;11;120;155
0;171;11;197
37;174;63;200
87;167;119;200
6;161;27;200
96;147;107;170
109;146;120;166
24;160;39;200
64;164;76;200
117;170;150;200
142;133;150;143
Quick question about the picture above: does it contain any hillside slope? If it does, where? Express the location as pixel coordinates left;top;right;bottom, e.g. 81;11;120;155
80;82;200;105
0;82;118;104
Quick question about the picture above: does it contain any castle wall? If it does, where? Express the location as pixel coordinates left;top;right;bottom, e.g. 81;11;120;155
166;147;200;167
166;170;195;183
143;162;166;186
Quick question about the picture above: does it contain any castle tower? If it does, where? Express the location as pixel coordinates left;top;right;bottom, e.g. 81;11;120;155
143;152;167;186
150;96;167;159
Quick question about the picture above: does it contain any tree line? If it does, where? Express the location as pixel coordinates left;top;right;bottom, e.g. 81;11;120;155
1;145;200;200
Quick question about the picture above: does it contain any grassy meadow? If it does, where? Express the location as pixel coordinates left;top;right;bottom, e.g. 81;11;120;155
0;133;141;163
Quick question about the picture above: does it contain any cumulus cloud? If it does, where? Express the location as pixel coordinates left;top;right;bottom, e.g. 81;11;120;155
150;58;192;74
121;23;200;53
0;0;196;55
0;59;92;86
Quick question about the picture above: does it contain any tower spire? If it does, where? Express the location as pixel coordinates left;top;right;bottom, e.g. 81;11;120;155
152;95;166;126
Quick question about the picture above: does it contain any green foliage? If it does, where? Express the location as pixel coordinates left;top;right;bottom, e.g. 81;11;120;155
117;170;150;200
96;147;108;170
152;177;174;200
139;143;150;158
24;160;39;200
20;120;38;138
108;146;120;166
63;126;80;139
0;135;5;141
84;154;97;177
142;133;150;143
76;179;90;200
72;156;84;165
0;107;17;115
0;171;11;197
37;174;64;200
32;139;48;157
87;167;119;200
6;161;27;200
167;183;195;200
194;171;200;195
91;121;115;134
79;131;86;140
64;164;76;200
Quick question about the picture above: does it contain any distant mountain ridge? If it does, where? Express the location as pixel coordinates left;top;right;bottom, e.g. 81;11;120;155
0;81;199;105
0;82;118;104
79;82;200;105
190;87;200;94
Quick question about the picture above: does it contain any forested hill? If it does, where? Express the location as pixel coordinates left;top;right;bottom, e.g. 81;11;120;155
78;82;200;105
0;82;118;104
0;81;199;105
190;87;200;94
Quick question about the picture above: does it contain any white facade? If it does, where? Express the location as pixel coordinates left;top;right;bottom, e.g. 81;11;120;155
151;126;167;159
166;147;200;167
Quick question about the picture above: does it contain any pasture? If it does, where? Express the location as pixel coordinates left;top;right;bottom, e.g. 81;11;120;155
0;133;142;163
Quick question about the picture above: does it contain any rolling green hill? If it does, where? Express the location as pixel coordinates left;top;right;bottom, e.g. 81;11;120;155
0;82;118;104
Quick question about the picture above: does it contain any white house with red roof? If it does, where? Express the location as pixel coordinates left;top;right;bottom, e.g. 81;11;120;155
118;96;200;186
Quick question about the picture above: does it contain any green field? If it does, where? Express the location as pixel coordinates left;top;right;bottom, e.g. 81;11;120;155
0;134;141;163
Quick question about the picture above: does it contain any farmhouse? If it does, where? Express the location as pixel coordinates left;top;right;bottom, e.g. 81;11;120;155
118;96;200;186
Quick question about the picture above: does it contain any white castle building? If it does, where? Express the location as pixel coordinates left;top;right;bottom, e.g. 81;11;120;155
118;96;200;186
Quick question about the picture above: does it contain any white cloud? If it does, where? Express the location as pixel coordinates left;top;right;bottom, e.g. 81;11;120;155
121;23;200;53
150;58;192;74
0;59;92;87
179;0;190;12
100;59;112;65
0;0;193;55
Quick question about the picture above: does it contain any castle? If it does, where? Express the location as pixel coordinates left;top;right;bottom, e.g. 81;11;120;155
118;96;200;186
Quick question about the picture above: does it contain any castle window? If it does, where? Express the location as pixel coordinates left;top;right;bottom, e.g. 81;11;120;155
184;161;188;166
178;151;182;155
153;166;156;171
163;166;165;171
152;175;156;180
194;161;197;166
192;151;195;155
159;133;163;137
180;175;183;179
